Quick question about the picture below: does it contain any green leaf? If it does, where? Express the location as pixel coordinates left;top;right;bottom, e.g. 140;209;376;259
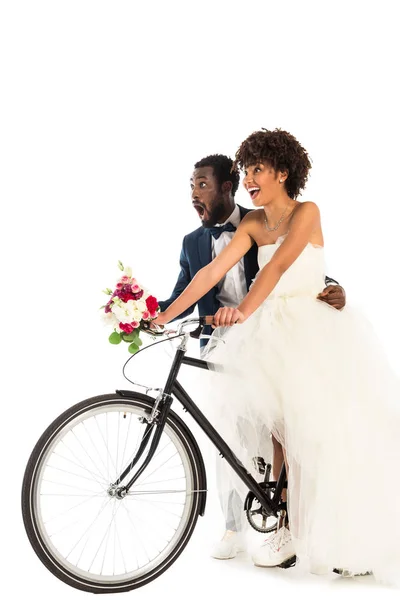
121;332;136;342
109;332;122;345
117;260;124;271
102;288;113;295
128;342;140;354
136;337;143;346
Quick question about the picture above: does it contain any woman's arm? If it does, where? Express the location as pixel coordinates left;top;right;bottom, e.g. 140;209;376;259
154;218;254;325
237;202;321;321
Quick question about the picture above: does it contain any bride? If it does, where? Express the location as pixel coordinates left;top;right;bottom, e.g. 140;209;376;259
154;128;400;584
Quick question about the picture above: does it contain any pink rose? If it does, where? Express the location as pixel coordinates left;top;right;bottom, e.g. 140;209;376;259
142;310;150;320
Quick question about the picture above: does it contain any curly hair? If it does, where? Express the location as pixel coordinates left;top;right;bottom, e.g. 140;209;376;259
194;154;240;197
233;129;312;199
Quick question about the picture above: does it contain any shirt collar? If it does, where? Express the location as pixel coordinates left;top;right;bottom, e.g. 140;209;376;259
215;204;241;228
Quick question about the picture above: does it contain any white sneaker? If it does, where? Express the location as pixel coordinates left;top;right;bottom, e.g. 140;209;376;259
210;530;244;560
335;568;372;577
252;527;295;567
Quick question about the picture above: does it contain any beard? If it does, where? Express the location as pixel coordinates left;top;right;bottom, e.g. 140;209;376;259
202;201;227;228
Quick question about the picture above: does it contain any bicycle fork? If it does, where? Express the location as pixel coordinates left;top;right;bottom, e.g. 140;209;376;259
110;337;189;497
109;394;173;498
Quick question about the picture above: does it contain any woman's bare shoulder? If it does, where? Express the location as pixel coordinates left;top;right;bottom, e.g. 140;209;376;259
239;208;264;224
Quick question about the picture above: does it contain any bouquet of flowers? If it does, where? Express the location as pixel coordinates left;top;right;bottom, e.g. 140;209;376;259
102;261;160;353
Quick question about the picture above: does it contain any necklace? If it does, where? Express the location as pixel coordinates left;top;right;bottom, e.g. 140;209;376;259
264;203;291;232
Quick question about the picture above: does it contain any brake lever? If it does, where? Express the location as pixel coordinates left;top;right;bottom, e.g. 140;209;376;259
189;315;215;339
189;323;204;339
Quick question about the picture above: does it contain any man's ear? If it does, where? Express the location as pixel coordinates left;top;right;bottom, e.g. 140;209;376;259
222;181;233;194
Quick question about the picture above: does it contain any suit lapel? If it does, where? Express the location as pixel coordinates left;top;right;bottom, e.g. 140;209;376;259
238;205;259;290
197;228;212;267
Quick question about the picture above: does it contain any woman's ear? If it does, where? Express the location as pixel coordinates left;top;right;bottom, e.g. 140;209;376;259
279;170;289;183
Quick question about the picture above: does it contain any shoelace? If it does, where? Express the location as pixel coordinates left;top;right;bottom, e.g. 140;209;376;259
263;527;290;551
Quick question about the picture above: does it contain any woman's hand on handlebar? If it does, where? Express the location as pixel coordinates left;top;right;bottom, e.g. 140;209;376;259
212;307;245;328
153;312;169;327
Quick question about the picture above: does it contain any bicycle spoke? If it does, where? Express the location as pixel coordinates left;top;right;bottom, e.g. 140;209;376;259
121;503;152;566
94;414;119;482
127;489;188;495
70;429;109;485
81;419;113;481
119;412;133;478
135;450;179;486
115;520;127;575
43;491;105;524
29;399;200;586
116;414;121;481
91;501;122;574
60;439;107;485
52;450;108;486
41;479;104;495
128;496;184;519
44;464;107;487
116;424;154;483
134;476;186;487
66;497;111;560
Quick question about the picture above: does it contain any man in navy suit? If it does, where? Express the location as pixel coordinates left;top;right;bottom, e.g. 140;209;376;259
159;154;345;560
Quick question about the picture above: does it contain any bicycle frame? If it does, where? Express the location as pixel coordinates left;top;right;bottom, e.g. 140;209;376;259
115;328;286;518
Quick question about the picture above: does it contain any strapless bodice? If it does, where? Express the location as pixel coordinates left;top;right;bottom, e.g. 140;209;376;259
255;235;326;298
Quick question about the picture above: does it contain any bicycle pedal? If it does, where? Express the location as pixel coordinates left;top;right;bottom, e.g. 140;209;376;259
278;555;297;569
252;456;267;475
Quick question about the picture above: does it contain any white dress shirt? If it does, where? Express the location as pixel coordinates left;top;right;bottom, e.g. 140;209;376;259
211;205;248;308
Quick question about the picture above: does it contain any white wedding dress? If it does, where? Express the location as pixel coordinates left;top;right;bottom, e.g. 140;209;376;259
202;235;400;584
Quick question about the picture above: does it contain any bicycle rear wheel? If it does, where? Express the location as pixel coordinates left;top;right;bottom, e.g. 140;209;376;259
22;392;206;593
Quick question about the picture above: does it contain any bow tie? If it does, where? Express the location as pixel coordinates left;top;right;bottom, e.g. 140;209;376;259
208;222;237;239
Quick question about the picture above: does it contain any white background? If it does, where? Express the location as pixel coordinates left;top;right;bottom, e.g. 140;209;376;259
1;1;400;598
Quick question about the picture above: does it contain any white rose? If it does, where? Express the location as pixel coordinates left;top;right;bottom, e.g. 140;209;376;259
112;301;135;324
101;312;120;329
135;299;147;314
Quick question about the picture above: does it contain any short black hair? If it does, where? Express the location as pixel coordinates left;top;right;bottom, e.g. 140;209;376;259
194;154;240;197
233;129;312;199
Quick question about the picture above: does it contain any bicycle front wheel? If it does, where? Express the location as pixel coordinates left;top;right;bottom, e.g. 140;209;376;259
22;392;206;593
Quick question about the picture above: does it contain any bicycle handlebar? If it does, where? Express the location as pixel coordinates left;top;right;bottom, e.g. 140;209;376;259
140;315;214;339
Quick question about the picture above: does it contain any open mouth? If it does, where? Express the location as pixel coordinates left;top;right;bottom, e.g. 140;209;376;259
248;187;260;201
193;203;206;218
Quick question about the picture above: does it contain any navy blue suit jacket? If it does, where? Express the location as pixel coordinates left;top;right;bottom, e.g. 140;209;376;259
159;204;337;347
158;205;258;346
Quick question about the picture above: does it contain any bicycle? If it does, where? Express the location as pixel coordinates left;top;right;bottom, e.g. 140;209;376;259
22;316;289;594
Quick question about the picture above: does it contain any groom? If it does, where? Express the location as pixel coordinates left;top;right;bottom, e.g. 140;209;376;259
158;154;346;562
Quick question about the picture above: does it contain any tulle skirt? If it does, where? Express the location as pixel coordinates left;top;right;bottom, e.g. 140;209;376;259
201;296;400;584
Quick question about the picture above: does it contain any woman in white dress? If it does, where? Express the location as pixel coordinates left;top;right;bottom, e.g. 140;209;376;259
154;129;400;584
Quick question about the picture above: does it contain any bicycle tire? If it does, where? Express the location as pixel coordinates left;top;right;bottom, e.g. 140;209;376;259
22;392;206;594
